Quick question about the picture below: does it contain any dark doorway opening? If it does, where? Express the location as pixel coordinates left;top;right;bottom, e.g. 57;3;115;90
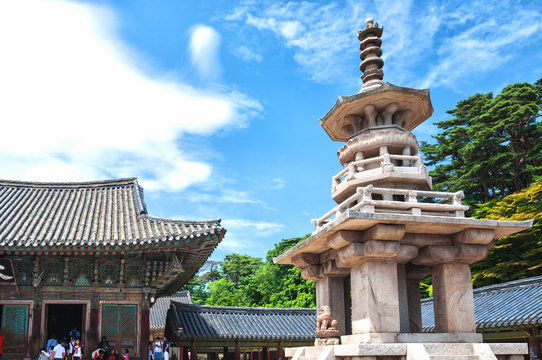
46;304;85;342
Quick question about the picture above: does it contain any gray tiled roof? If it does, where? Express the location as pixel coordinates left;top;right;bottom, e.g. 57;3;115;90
422;276;542;331
0;178;223;250
151;291;193;330
168;302;317;341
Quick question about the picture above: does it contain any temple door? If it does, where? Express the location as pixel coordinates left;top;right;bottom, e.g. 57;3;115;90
1;304;30;355
101;304;138;355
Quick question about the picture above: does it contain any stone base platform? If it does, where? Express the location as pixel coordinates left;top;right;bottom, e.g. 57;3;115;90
285;337;527;360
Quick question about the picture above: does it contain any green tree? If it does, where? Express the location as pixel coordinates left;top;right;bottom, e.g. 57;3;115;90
470;181;542;287
222;254;262;284
421;79;542;207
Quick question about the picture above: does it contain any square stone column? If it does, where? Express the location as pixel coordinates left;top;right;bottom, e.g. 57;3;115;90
432;263;476;333
350;259;400;334
316;276;347;335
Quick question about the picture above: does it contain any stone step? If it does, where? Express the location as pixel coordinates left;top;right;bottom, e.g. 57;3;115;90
430;355;478;360
305;346;328;357
298;356;319;360
424;344;476;356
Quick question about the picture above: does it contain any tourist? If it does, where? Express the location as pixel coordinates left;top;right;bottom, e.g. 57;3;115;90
72;339;83;360
98;336;111;357
52;340;66;360
38;348;50;360
92;349;105;360
123;349;129;360
49;346;55;360
69;328;81;341
69;337;77;360
45;335;57;352
162;336;170;360
153;337;163;360
0;330;3;360
148;341;154;360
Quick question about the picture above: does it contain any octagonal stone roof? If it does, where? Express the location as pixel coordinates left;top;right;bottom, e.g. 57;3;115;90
319;82;433;142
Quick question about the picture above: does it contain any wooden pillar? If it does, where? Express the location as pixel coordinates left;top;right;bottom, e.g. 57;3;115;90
277;342;284;360
179;347;184;360
235;342;241;360
88;307;99;354
224;347;229;360
529;335;540;360
191;341;198;360
30;304;42;358
262;347;268;360
141;309;150;359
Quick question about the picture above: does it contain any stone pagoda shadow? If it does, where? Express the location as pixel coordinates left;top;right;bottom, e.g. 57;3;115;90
273;17;533;360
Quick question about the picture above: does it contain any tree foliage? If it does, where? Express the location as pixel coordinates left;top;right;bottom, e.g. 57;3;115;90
420;79;542;207
470;181;542;287
183;235;315;308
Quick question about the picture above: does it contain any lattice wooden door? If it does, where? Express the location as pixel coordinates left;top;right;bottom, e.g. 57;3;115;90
1;304;29;354
101;304;138;354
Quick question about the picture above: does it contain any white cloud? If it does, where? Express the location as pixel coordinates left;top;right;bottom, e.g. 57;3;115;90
226;0;542;88
271;178;286;190
189;24;222;79
235;46;263;62
0;0;261;191
219;218;284;252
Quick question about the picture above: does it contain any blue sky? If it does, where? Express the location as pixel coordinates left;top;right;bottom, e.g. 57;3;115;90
0;0;541;260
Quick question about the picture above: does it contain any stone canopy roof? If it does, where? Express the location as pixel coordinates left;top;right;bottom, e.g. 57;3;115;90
421;276;542;331
0;177;224;253
167;301;316;343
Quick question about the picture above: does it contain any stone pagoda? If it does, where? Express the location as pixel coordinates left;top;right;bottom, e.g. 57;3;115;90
274;18;533;360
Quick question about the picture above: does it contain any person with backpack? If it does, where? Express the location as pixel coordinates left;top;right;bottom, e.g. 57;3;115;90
68;338;77;360
45;335;57;353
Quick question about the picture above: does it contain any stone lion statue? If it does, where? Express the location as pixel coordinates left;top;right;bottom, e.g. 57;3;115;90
316;305;338;331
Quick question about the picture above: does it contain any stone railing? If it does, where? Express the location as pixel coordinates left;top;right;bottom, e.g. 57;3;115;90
312;185;468;231
332;154;425;191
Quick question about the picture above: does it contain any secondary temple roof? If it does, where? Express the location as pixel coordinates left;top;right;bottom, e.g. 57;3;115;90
151;290;193;331
167;302;316;343
421;276;542;331
0;178;224;251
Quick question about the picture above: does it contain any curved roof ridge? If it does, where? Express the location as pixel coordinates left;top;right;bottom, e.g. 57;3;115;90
144;215;222;225
170;301;316;313
0;177;138;188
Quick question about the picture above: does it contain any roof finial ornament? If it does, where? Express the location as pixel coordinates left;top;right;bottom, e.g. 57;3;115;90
358;17;384;91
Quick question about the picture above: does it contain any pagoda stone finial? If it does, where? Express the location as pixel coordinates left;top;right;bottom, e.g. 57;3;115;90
358;17;384;90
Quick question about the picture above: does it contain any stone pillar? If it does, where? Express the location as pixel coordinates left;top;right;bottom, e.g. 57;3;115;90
432;263;476;333
397;264;410;333
406;277;422;332
315;276;347;335
350;259;400;333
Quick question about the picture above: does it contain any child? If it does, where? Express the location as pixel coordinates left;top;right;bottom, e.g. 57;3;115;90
124;349;129;360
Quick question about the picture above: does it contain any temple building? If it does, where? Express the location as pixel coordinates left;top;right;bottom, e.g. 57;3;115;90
0;177;225;359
